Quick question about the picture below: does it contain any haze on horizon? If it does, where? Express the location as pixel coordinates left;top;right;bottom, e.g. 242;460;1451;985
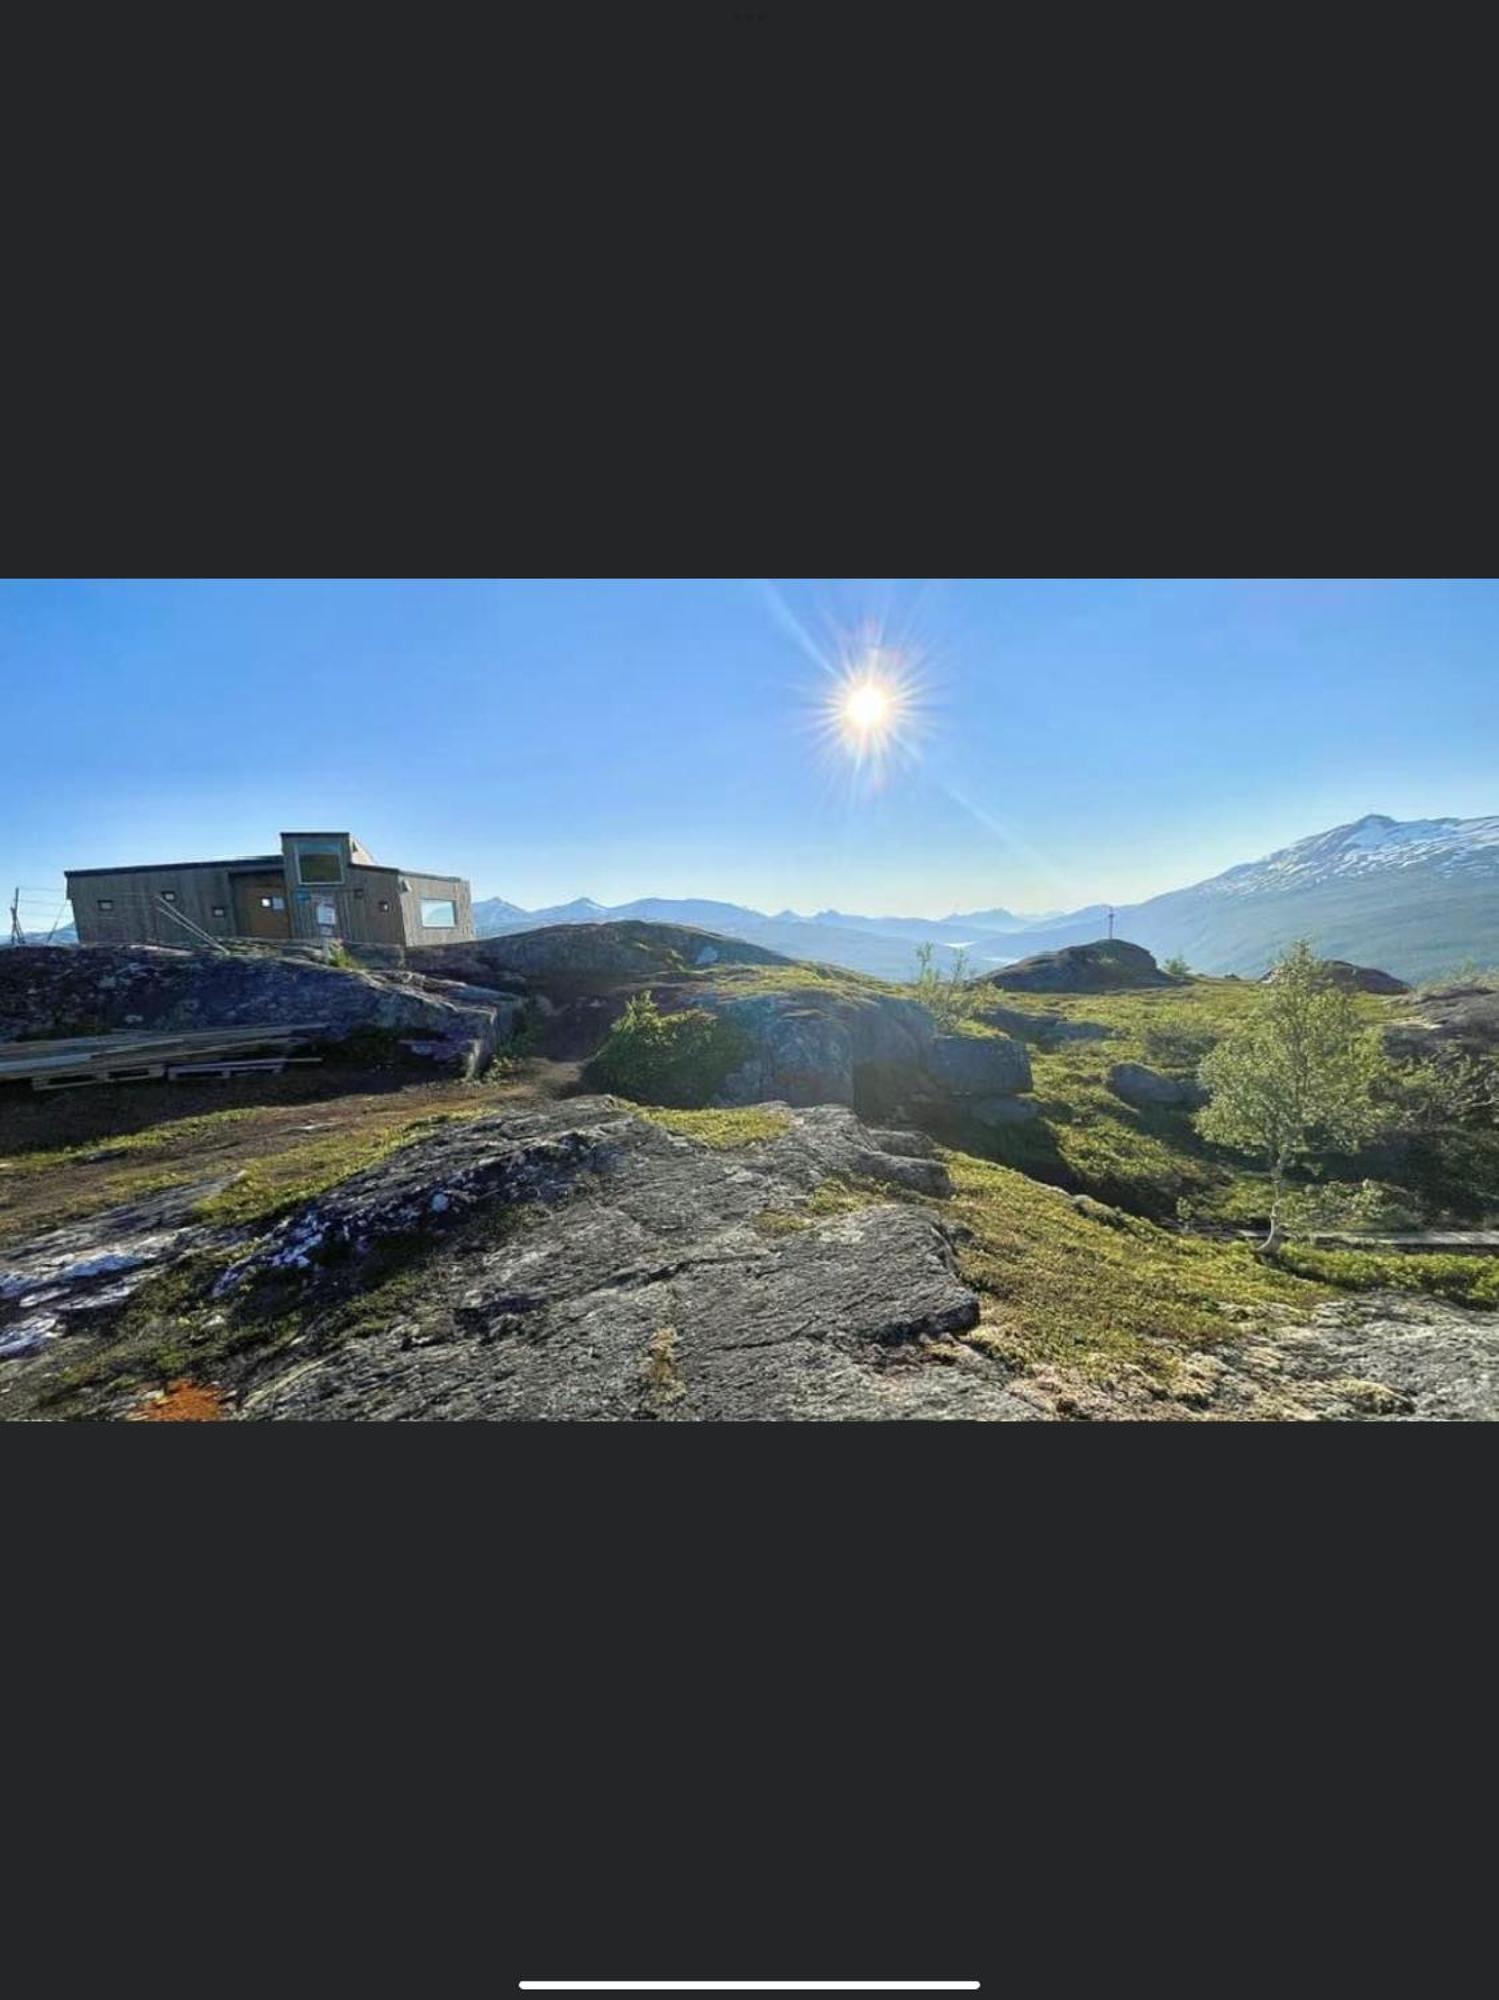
3;578;1495;922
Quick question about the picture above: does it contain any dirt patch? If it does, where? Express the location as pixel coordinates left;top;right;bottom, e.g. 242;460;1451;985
0;1060;585;1248
131;1379;225;1421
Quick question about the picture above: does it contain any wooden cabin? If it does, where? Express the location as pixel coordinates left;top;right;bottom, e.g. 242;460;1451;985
66;831;474;948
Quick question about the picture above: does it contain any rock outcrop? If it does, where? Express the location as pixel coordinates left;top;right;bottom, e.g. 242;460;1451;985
1262;958;1410;996
0;1177;233;1359
0;945;522;1077
402;920;788;987
925;1033;1033;1099
215;1097;1037;1421
1106;1061;1207;1111
699;991;1035;1128
980;939;1176;993
1384;985;1499;1059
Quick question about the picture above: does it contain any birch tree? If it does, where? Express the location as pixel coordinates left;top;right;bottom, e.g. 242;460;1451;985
1195;941;1390;1251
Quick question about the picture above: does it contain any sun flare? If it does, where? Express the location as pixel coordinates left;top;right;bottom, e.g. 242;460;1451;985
843;681;894;736
803;627;928;787
833;665;909;758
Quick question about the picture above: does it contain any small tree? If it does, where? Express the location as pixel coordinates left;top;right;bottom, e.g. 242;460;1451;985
1162;953;1191;980
913;941;976;1029
1194;940;1391;1252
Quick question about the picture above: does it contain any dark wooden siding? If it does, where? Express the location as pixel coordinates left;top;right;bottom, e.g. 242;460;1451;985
66;864;262;946
397;872;475;945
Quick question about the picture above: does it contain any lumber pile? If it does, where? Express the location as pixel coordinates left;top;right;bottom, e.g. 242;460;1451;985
0;1023;327;1091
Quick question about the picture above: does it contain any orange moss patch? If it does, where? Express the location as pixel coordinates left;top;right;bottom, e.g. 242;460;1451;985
131;1380;225;1422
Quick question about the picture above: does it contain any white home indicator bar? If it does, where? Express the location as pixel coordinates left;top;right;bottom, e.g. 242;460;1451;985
520;1985;980;1992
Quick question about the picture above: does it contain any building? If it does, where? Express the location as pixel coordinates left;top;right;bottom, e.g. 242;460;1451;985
66;831;474;949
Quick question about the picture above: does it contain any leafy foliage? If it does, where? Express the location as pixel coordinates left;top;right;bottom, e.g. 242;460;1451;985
586;993;750;1107
1278;1179;1426;1236
1195;941;1393;1246
913;941;977;1029
1390;1047;1499;1131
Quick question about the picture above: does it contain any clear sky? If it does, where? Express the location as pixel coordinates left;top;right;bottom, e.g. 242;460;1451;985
3;578;1495;925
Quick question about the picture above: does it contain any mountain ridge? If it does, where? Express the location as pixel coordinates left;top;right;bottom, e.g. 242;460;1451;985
472;811;1499;984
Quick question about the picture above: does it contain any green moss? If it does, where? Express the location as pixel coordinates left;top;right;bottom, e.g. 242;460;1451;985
802;1175;885;1216
1275;1243;1499;1308
963;978;1442;1229
635;1104;791;1148
640;1325;686;1412
943;1148;1325;1386
752;1208;810;1236
686;961;899;1003
189;1105;495;1227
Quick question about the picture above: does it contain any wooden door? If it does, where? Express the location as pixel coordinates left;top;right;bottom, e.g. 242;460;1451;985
232;871;292;939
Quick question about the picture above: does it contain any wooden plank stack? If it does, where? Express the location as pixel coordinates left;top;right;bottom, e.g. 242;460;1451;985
0;1023;328;1091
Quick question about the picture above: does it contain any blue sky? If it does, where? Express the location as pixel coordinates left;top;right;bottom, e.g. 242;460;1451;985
2;578;1495;926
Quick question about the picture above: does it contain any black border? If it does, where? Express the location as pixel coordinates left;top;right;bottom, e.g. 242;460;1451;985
5;6;1491;1982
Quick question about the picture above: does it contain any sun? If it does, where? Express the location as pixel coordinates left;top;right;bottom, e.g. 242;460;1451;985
806;632;927;785
842;680;894;737
834;668;908;757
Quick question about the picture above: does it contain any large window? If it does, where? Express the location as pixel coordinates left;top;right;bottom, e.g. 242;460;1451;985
420;898;457;929
295;844;344;884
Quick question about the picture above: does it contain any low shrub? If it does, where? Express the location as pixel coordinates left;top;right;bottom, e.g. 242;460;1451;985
913;942;977;1029
585;993;750;1107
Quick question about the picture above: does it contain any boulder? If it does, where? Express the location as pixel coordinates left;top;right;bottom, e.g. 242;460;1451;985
1384;986;1499;1059
706;988;937;1113
403;919;787;987
975;1000;1115;1044
980;939;1174;993
712;997;857;1107
1106;1061;1207;1111
969;1095;1041;1128
1262;959;1410;996
925;1032;1033;1098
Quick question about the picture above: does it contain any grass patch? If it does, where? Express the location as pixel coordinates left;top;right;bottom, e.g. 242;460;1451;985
803;1175;886;1216
1275;1243;1499;1309
943;1148;1325;1387
684;961;901;1004
189;1104;497;1227
634;1104;792;1149
752;1208;810;1236
640;1324;686;1411
0;1103;275;1178
961;978;1446;1229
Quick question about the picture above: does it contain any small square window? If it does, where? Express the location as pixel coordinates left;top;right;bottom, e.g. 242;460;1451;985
420;898;457;929
161;890;177;902
97;898;114;910
211;904;227;918
353;886;365;899
378;899;390;913
260;895;286;911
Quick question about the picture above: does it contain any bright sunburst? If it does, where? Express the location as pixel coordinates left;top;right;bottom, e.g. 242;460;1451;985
822;644;920;774
841;678;896;741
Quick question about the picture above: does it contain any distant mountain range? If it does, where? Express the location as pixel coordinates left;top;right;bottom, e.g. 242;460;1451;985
474;814;1499;984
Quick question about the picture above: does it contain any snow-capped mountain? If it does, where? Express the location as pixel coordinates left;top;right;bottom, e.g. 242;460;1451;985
1207;814;1499;895
973;814;1499;980
469;814;1499;986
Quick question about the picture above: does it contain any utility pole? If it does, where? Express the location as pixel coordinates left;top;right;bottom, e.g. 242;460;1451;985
1107;907;1116;940
8;886;24;946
